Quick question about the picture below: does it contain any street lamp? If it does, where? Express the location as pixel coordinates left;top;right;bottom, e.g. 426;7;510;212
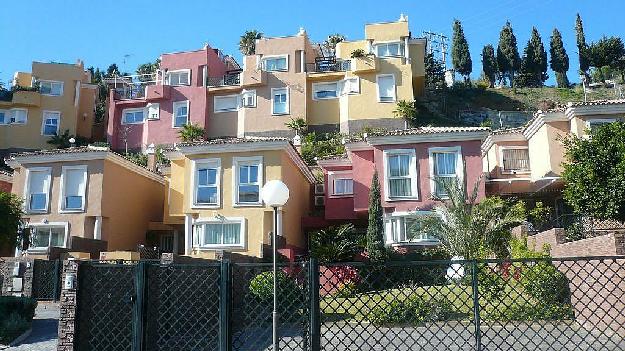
261;180;290;351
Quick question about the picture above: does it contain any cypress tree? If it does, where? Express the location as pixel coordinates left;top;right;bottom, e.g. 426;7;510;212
452;19;472;83
517;27;548;87
496;21;521;86
576;13;590;74
366;171;386;262
550;28;570;88
481;44;498;88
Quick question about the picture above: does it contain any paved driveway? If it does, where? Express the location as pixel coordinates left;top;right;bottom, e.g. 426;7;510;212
8;302;58;351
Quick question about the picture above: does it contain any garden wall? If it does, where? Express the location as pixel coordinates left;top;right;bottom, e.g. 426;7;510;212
525;228;625;257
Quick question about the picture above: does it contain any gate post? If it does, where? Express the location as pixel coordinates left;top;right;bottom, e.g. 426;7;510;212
132;261;147;351
471;260;482;351
219;259;232;351
308;258;320;351
57;260;82;351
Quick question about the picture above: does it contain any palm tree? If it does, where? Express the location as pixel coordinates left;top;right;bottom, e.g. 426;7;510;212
309;224;363;263
285;117;308;135
418;178;525;259
178;123;205;143
239;30;262;56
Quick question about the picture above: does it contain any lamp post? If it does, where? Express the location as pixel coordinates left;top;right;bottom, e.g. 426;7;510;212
261;180;290;351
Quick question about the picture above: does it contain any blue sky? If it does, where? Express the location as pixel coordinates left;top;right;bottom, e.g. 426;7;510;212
1;0;623;86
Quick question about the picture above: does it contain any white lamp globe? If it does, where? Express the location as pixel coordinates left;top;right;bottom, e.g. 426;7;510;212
261;180;290;207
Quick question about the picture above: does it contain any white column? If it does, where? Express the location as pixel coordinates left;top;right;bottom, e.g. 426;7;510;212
173;229;179;254
94;216;102;240
184;214;193;255
300;50;305;73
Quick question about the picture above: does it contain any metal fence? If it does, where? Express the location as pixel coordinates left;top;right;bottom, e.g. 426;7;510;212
31;259;61;301
72;257;625;350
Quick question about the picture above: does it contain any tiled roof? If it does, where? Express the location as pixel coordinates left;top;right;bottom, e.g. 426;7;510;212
370;126;491;137
173;136;290;149
568;99;625;107
316;153;348;161
489;127;524;135
0;169;12;177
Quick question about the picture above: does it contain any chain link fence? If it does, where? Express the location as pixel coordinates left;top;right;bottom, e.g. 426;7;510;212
71;257;625;350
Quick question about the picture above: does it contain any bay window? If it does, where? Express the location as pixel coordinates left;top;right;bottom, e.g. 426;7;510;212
234;157;263;205
384;149;417;199
60;165;87;212
193;218;245;248
26;167;52;212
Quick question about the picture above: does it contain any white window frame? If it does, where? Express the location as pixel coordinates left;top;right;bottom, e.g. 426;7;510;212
271;87;289;115
241;90;257;108
192;217;246;249
261;55;289;72
328;170;354;197
191;158;221;209
312;81;340;100
428;146;464;199
233;156;263;206
383;149;418;201
24;167;52;213
585;118;616;130
340;77;360;95
214;94;240;113
499;146;531;174
122;107;145;125
28;222;69;251
172;100;190;128
374;41;406;58
58;165;88;213
41;111;61;136
165;69;191;86
376;74;396;103
39;80;64;96
384;211;439;245
9;108;28;124
0;109;8;125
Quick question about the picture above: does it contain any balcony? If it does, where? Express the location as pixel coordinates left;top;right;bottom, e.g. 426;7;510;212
0;89;41;107
351;56;379;74
114;86;146;100
207;72;241;87
307;58;351;73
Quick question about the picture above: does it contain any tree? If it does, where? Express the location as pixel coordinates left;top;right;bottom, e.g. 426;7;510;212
496;21;521;87
321;34;345;57
178;123;205;143
425;53;445;89
562;122;625;222
418;178;525;259
300;132;345;165
393;100;416;125
516;27;548;87
589;36;625;70
366;171;387;262
549;28;570;88
452;19;472;83
575;13;591;75
239;30;262;56
285;117;308;136
309;224;363;263
481;45;498;88
47;130;87;149
105;63;120;78
136;59;160;82
0;191;23;252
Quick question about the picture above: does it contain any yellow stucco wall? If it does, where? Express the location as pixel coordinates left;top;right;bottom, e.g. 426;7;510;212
365;21;409;41
527;121;569;180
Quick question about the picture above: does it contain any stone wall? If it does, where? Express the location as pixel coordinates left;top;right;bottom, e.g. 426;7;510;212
57;260;81;351
526;228;625;257
0;257;34;297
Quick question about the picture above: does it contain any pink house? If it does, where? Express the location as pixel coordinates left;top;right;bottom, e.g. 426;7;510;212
107;45;239;151
315;127;489;246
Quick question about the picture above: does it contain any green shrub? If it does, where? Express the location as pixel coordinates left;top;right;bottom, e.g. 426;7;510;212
476;266;508;300
522;262;571;305
0;313;31;344
366;296;453;326
0;297;37;344
249;271;301;302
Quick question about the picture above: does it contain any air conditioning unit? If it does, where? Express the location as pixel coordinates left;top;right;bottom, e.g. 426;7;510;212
314;195;325;207
314;183;325;195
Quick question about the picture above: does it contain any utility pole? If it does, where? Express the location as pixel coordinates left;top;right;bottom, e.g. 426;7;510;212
422;31;449;69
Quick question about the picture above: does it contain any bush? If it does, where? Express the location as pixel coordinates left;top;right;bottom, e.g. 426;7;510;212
0;297;37;344
328;265;361;298
249;271;301;302
522;262;571;305
366;295;453;326
0;313;31;344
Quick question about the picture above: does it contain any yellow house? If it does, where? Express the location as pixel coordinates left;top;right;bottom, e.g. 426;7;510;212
160;137;314;260
482;100;625;214
0;61;97;156
306;14;426;134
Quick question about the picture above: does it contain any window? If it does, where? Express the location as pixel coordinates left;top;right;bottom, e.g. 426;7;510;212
193;159;220;207
262;56;288;71
30;224;67;250
340;77;360;95
166;70;190;86
329;171;354;196
173;101;189;127
386;214;438;244
41;111;60;136
39;80;64;96
193;218;245;248
234;157;263;205
214;95;239;113
374;42;405;57
241;90;256;108
586;119;616;132
26;168;52;212
501;148;530;172
429;147;462;198
60;166;87;212
272;88;289;115
10;109;27;124
147;103;160;120
313;82;339;100
122;108;144;124
384;149;417;199
0;110;7;125
376;74;396;102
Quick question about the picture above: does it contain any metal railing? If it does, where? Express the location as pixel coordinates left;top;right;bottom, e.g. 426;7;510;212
207;72;241;87
114;85;147;100
307;58;351;73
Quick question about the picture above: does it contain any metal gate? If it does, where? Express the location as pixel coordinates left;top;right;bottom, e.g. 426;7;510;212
31;259;60;301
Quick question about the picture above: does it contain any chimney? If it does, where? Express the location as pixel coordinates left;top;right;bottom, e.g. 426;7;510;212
146;143;157;171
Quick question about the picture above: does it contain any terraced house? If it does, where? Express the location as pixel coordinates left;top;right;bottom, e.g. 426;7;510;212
6;146;165;259
156;138;314;260
482;100;625;215
314;127;489;246
0;61;98;157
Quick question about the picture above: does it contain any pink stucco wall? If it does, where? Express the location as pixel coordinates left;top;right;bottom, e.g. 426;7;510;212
107;46;228;150
322;140;485;220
